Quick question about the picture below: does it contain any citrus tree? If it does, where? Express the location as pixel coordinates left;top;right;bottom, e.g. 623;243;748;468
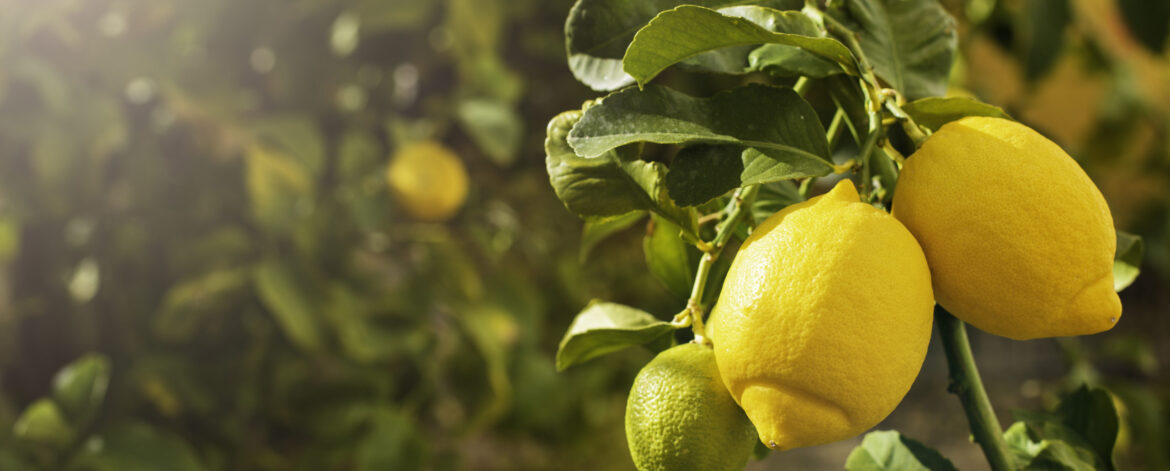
546;1;1146;470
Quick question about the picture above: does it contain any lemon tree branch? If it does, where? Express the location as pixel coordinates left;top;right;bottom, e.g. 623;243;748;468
936;307;1016;471
673;185;759;344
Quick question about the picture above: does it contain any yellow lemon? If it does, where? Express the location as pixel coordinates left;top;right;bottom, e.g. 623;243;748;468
625;342;757;471
386;141;469;222
892;117;1120;340
708;180;934;451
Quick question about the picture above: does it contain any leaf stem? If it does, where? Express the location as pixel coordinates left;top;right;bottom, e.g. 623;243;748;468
936;307;1016;471
679;185;758;344
793;76;811;97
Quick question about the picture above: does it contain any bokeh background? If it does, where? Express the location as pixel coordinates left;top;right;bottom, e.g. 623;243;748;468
0;0;1166;469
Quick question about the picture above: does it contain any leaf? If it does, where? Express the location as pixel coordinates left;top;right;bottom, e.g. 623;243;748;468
1113;231;1142;292
153;268;251;343
354;408;428;471
253;260;325;354
845;430;958;471
556;301;675;371
666;145;744;207
245;145;314;234
622;6;855;86
751;180;804;223
545;109;696;234
12;399;73;449
1118;0;1170;53
68;422;205;471
565;0;742;90
1019;0;1071;80
834;0;957;99
750;43;845;78
1006;384;1120;470
902;97;1013;131
579;212;646;262
568;84;833;189
644;213;698;299
52;354;111;425
457;98;523;167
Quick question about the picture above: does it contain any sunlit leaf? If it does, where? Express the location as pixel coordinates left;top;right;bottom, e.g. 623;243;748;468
845;430;958;471
568;85;833;188
52;354;111;425
13;399;73;449
902;97;1013;131
1113;231;1142;292
556;300;675;371
623;6;855;86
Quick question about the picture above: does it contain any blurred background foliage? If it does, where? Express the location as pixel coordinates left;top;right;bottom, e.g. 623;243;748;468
0;0;1165;470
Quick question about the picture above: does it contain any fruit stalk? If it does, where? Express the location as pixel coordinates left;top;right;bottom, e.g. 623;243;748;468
679;185;759;343
936;307;1016;471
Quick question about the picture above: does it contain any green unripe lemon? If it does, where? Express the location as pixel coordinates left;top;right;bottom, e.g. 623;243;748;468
625;342;756;471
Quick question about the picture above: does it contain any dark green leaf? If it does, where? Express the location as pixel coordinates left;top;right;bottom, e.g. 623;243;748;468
579;212;646;262
254;260;325;354
750;43;844;78
1118;0;1170;53
1019;0;1071;80
68;422;205;471
51;354;111;424
666;145;744;207
568;85;833;188
751;180;804;223
835;0;958;99
1053;386;1119;470
623;6;855;86
545;110;696;234
12;399;73;449
355;409;428;471
902;97;1013;131
556;300;675;371
565;0;749;90
644;214;698;299
845;430;958;471
1113;231;1142;292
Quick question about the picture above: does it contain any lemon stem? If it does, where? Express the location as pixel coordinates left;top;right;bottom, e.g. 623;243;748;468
680;185;759;344
936;307;1016;471
883;96;931;147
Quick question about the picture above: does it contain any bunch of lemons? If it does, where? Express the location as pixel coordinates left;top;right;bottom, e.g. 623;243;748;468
626;117;1121;470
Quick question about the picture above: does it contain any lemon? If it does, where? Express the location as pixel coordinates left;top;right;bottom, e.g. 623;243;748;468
708;180;934;451
386;140;469;222
892;117;1120;340
625;342;757;471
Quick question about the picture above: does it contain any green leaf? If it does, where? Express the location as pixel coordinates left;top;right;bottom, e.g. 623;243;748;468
750;43;845;78
622;6;855;86
68;422;205;471
579;212;646;262
254;260;325;354
565;0;746;90
545;109;696;234
751;180;804;223
834;0;957;99
556;300;675;371
666;145;744;207
1113;231;1142;292
245;145;314;234
153;268;251;343
1118;0;1170;53
1007;385;1119;470
902;97;1013;131
457;98;523;167
1019;0;1071;80
13;399;74;449
644;213;698;299
355;408;428;471
568;84;833;188
845;430;958;471
51;354;111;425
